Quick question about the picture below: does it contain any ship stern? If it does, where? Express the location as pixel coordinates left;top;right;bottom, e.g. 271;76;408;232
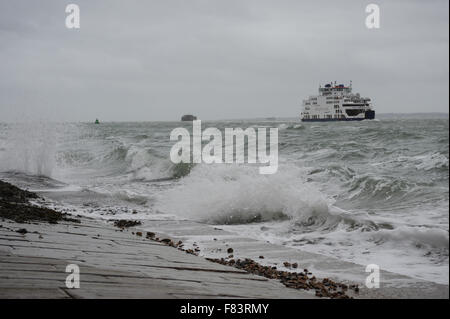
365;110;375;119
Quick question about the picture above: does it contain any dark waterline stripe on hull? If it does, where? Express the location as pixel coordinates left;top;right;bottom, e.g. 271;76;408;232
302;110;376;122
301;118;372;122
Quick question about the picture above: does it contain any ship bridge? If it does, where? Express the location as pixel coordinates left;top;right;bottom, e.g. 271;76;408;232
319;83;352;95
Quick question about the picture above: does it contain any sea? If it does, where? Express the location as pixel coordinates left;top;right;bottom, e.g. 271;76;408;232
0;113;448;284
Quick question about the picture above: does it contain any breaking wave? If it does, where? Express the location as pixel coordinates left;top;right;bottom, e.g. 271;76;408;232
155;163;331;225
371;226;449;249
278;123;304;130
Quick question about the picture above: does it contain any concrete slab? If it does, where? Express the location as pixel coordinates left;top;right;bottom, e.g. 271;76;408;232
0;218;316;299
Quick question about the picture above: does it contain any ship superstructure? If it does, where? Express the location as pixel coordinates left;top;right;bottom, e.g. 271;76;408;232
300;82;375;121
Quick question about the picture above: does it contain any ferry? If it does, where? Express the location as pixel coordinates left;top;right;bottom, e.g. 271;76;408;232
300;82;375;122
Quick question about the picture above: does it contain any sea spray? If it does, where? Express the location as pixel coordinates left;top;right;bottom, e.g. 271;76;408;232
155;163;330;224
0;122;58;177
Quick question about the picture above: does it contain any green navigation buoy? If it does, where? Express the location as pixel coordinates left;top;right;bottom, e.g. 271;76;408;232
95;119;100;124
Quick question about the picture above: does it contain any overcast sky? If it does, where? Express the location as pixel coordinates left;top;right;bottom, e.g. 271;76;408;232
0;0;448;122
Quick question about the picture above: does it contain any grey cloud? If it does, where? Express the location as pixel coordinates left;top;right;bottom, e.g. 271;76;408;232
0;0;448;122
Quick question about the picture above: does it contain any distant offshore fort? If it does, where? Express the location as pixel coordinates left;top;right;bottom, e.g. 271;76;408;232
181;114;197;121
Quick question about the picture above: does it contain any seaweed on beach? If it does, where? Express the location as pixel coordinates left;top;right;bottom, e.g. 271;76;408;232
113;219;142;228
0;180;38;203
0;180;80;224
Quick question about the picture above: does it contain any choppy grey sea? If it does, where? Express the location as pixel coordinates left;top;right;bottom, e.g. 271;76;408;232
0;113;448;284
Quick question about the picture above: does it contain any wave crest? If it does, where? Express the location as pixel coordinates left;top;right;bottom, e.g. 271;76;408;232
155;164;331;225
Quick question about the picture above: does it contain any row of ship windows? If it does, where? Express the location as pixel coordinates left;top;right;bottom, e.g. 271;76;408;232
308;98;352;103
303;109;343;115
324;98;353;102
305;102;340;106
303;111;343;115
303;114;346;119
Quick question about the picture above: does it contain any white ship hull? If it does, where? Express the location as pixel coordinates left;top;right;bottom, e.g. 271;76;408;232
300;82;375;122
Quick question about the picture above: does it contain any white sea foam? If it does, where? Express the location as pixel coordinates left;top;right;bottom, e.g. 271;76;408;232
414;152;449;171
1;118;447;284
277;123;304;130
371;226;449;248
155;163;330;224
371;152;449;171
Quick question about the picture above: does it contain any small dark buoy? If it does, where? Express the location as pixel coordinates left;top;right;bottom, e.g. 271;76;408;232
95;118;100;124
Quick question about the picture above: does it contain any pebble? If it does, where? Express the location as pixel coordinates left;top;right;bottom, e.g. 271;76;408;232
16;228;27;235
140;230;358;299
206;257;355;299
113;220;142;228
